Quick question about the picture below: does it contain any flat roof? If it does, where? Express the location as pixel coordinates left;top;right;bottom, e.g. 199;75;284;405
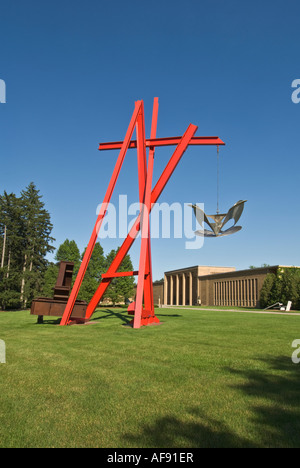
164;265;300;279
197;265;300;280
164;265;236;274
165;265;198;274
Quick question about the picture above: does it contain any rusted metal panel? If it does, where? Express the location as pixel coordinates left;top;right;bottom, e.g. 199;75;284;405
31;298;87;319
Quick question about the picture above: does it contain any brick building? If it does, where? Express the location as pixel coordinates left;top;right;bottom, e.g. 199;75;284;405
152;265;286;308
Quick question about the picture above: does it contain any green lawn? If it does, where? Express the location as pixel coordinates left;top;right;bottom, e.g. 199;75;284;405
0;307;300;448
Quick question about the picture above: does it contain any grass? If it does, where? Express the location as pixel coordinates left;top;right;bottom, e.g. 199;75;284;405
1;307;300;448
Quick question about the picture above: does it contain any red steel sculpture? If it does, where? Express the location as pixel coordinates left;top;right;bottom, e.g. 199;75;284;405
60;98;225;328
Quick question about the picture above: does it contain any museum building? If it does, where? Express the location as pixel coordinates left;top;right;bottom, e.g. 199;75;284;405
152;265;290;308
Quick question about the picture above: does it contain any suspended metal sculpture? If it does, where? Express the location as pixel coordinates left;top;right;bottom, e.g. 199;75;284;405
190;200;247;237
190;145;247;237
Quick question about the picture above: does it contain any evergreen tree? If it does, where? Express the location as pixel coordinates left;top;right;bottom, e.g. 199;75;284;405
103;249;121;306
0;184;55;309
40;262;59;297
40;240;81;299
78;242;106;303
19;183;55;308
104;248;136;306
116;252;135;302
55;239;81;274
268;274;282;305
260;273;276;308
0;192;24;309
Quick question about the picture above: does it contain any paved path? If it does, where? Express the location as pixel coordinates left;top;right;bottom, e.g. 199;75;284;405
161;306;300;316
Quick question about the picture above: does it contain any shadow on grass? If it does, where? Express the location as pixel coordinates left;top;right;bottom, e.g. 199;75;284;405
36;309;132;326
34;318;61;325
123;407;255;448
225;355;300;447
91;309;132;325
92;309;183;325
33;309;182;327
123;355;300;448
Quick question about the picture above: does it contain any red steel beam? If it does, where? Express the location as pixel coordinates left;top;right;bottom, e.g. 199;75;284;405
141;97;159;320
102;271;139;278
133;98;158;329
99;136;225;151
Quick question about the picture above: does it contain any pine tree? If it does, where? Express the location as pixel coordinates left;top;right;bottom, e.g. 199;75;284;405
40;262;59;297
104;248;136;306
55;239;81;274
0;192;24;309
19;183;55;308
103;249;119;306
40;240;81;299
78;242;106;303
116;252;135;302
260;273;276;308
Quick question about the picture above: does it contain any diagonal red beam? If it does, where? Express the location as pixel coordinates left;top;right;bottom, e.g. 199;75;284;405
99;136;225;151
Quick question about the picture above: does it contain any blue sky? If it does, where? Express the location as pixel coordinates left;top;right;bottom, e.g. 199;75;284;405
1;0;300;280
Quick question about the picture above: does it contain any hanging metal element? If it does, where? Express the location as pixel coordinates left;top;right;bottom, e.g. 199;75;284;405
216;145;220;214
190;200;247;237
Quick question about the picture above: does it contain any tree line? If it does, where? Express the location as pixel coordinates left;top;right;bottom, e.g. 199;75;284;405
0;183;135;310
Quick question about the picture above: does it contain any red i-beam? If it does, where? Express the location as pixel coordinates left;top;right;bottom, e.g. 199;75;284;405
60;98;225;328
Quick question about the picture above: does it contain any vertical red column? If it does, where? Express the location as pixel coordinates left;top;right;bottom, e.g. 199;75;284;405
134;101;149;328
133;150;156;328
136;98;159;326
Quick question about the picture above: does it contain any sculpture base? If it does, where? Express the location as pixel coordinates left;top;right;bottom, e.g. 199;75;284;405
31;297;87;321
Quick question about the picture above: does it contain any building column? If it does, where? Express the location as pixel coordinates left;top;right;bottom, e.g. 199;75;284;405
234;281;237;307
182;273;186;306
170;275;174;306
164;274;168;306
176;274;180;306
189;272;193;306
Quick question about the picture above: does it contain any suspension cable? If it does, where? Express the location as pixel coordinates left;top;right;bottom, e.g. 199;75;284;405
217;145;220;214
